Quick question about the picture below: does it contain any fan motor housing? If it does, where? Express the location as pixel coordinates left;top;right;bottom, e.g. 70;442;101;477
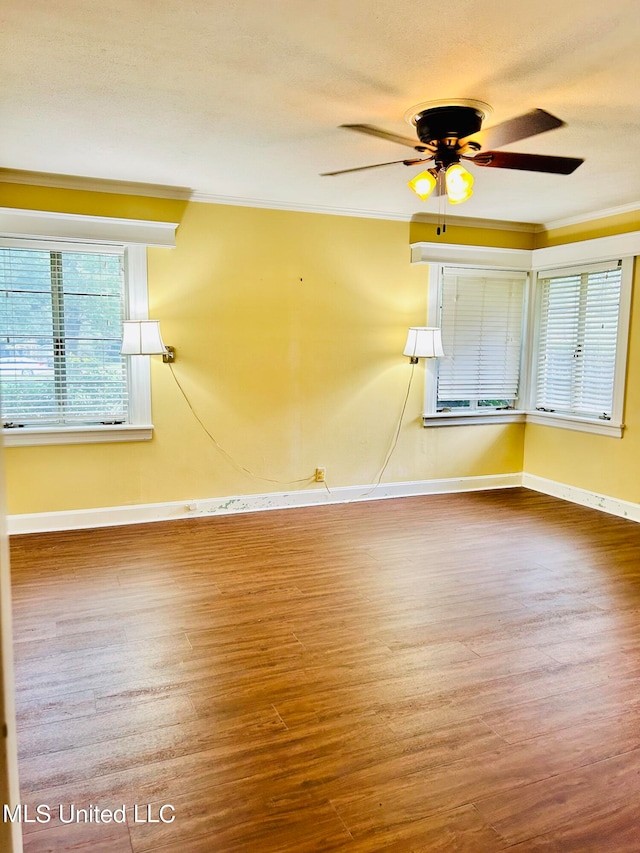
413;105;484;145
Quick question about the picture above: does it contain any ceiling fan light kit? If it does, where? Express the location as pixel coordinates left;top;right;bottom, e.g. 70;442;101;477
407;169;438;200
443;162;474;204
323;99;584;209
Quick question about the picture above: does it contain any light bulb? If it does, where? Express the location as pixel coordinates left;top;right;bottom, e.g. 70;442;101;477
407;170;437;201
445;163;474;204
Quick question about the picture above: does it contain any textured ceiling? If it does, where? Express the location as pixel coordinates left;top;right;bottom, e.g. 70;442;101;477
2;0;640;225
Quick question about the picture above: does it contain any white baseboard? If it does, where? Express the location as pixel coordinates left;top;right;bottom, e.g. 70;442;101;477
522;473;640;523
7;473;522;535
11;472;640;535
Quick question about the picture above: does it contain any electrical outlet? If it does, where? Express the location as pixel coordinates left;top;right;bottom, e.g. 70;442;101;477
315;467;326;482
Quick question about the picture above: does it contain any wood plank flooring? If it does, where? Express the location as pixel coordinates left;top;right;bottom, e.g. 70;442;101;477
9;488;640;851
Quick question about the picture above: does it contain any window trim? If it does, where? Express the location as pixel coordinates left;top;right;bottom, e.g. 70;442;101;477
0;207;177;248
422;410;527;427
2;423;154;447
0;207;177;446
525;411;623;438
414;234;640;435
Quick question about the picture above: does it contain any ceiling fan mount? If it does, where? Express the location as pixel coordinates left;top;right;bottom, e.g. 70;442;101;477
406;99;489;148
321;99;584;204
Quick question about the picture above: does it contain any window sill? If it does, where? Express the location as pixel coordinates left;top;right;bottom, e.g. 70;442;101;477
422;410;623;437
2;424;154;447
422;411;527;427
525;412;623;438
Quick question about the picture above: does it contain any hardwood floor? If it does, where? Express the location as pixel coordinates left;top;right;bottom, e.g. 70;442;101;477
9;487;640;851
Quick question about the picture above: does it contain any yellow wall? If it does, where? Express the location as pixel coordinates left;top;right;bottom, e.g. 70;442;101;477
410;219;535;250
524;211;640;503
1;184;525;515
535;210;640;248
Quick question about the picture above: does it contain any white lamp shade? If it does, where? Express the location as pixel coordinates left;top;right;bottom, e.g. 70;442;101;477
121;320;167;355
403;327;445;359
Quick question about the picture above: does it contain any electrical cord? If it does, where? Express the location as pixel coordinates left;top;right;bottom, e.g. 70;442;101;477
168;364;312;486
167;360;414;498
358;362;416;499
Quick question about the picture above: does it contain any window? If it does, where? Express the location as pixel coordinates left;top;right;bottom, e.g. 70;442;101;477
0;245;128;429
0;207;177;445
413;234;638;435
534;261;622;419
435;266;528;413
528;257;632;435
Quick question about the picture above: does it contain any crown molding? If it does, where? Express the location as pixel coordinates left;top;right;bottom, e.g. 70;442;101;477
3;167;638;234
0;170;415;222
190;194;545;232
531;230;640;270
0;169;193;200
189;192;414;221
0;169;536;230
542;200;640;231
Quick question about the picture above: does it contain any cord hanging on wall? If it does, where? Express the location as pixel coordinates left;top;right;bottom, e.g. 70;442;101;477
121;321;318;487
359;328;446;500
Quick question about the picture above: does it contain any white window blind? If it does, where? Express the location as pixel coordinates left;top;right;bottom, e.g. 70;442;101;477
535;261;622;419
0;246;129;427
437;267;527;403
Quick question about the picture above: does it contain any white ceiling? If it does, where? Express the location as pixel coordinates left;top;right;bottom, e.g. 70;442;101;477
2;0;640;225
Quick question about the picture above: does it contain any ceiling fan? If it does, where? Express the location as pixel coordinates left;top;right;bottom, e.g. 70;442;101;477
321;99;584;205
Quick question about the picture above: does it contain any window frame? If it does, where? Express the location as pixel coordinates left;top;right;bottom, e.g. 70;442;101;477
525;256;633;438
0;207;177;447
422;257;530;427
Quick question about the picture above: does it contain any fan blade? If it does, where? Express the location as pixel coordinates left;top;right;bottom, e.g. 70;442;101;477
340;124;426;151
321;157;432;176
471;150;583;174
462;108;565;150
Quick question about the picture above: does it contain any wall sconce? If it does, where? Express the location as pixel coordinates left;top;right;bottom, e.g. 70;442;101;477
121;320;175;363
403;327;444;363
